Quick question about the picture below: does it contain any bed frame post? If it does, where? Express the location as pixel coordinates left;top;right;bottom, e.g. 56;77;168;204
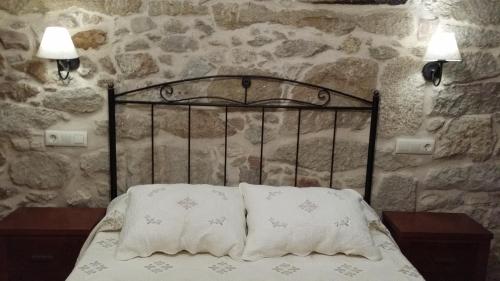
108;83;118;200
364;91;380;204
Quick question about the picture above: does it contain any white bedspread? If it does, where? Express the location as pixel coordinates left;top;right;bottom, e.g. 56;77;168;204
66;194;424;281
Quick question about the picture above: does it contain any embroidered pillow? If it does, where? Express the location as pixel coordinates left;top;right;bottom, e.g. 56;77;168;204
240;183;382;261
116;184;246;260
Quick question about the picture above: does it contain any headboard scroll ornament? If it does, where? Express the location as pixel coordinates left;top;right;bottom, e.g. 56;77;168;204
156;76;336;107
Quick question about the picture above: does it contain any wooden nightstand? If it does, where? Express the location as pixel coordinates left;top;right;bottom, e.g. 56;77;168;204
383;211;493;281
0;207;106;281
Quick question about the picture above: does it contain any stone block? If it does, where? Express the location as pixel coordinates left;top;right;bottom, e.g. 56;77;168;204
9;152;72;190
0;82;40;102
148;0;209;16
445;52;499;84
98;56;116;75
179;57;214;78
72;29;107;50
130;17;157;34
124;39;150;52
0;28;29;50
379;57;424;138
424;162;500;191
368;46;399;60
0;103;65;136
164;19;188;34
0;185;18;200
115;53;159;79
274;39;329;58
43;87;104;113
80;149;109;176
431;83;500;117
372;173;417;212
12;60;48;83
77;56;98;79
356;11;414;37
434;115;495;162
338;36;361;54
160;35;198;52
416;189;464;211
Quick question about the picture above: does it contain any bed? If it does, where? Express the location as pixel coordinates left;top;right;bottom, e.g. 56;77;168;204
65;75;424;281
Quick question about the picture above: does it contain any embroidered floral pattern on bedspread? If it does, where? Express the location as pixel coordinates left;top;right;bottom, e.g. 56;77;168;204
334;216;351;228
78;261;107;275
177;197;198;210
208;216;226;226
272;263;300;275
208;262;237;274
144;215;161;225
334;263;363;277
298;199;318;213
145;261;173;273
266;191;282;200
269;217;287;228
96;238;118;248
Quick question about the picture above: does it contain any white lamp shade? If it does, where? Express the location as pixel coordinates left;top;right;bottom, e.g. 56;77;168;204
423;30;461;62
36;27;79;60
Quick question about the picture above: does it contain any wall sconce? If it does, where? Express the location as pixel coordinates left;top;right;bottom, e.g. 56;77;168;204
422;30;461;86
36;27;80;81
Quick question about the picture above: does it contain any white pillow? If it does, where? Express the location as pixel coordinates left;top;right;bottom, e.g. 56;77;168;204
116;184;246;260
240;183;382;261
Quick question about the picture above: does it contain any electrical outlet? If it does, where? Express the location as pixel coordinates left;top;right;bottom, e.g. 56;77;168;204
395;138;434;155
45;130;87;147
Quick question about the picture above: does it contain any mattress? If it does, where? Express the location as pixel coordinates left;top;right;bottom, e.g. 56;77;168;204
66;228;423;281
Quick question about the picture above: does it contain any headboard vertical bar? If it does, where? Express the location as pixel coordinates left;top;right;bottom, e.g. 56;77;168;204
329;111;338;188
259;108;265;184
224;106;228;186
188;105;191;184
364;91;380;204
108;83;118;199
151;104;155;184
294;109;302;187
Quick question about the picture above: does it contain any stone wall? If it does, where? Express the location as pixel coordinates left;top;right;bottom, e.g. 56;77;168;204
0;0;499;278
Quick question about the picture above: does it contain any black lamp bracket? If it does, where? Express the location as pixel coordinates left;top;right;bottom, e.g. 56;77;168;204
56;58;80;80
422;60;446;86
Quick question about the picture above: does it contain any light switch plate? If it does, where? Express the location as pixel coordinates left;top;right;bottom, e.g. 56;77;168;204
45;130;87;147
395;138;434;155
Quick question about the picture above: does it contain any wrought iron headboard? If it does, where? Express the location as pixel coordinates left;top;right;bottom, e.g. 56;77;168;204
107;75;379;204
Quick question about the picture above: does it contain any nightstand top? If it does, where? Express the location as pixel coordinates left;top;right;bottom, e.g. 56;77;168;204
0;207;106;236
383;211;493;240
